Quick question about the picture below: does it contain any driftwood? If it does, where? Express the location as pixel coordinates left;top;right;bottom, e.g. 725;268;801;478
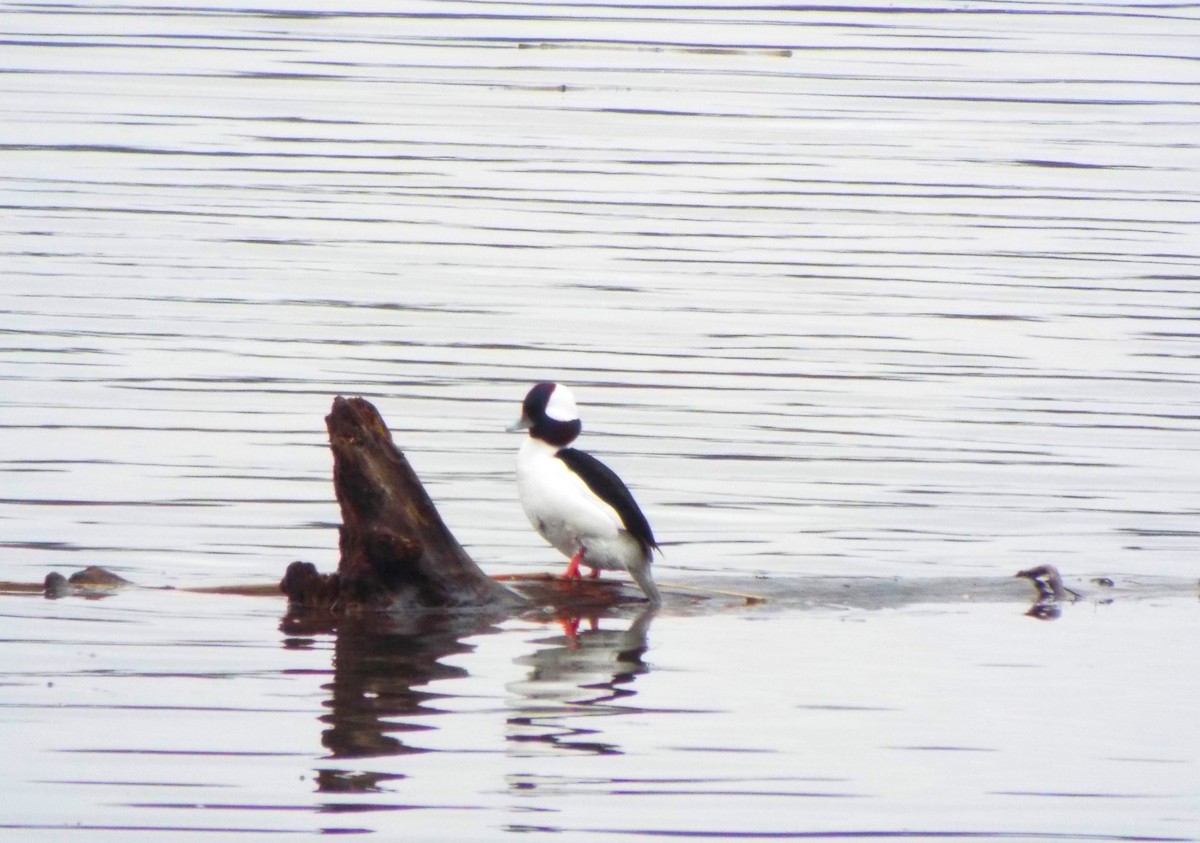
280;396;520;613
274;396;1183;621
19;396;665;616
18;395;1183;621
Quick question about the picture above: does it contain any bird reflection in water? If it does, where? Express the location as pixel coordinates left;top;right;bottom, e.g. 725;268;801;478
506;605;657;756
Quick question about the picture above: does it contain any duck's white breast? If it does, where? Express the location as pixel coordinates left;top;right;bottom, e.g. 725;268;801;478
516;437;622;553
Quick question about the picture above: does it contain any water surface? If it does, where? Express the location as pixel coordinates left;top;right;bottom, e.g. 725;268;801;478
1;0;1198;839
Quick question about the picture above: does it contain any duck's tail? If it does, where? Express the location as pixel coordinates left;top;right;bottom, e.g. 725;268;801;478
629;559;662;605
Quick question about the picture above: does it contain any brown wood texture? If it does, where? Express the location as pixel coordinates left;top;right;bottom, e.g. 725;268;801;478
280;396;520;612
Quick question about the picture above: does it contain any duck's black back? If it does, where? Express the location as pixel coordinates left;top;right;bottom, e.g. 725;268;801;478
555;447;657;553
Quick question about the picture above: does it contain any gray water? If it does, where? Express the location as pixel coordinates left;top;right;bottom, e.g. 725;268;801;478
1;0;1198;839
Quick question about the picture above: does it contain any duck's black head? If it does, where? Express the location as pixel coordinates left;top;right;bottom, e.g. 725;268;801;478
509;382;582;447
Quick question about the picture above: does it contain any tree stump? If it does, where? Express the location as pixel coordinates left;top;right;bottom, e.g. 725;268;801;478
280;396;520;613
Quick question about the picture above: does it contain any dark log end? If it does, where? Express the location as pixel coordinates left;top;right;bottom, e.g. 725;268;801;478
284;397;521;616
280;560;341;608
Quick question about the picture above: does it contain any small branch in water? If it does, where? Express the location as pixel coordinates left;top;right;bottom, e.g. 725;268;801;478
654;581;768;606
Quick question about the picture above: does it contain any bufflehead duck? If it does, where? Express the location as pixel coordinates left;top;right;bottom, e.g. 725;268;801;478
507;382;662;604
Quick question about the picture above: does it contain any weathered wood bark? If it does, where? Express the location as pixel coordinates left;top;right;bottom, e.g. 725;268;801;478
267;395;1149;621
12;397;1175;615
280;396;520;612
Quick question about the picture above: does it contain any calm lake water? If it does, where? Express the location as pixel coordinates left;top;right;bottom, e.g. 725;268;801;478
1;0;1198;839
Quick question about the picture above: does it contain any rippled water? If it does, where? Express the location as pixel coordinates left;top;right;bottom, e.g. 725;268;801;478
2;0;1198;839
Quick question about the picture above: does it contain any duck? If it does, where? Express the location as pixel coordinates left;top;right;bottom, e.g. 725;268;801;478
508;382;662;604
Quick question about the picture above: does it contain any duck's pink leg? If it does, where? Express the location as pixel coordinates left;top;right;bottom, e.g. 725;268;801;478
563;549;584;579
588;567;601;579
558;616;581;646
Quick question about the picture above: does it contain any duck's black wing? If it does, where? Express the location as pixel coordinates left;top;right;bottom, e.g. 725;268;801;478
556;447;657;552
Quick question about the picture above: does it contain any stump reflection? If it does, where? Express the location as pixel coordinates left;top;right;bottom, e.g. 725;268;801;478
282;605;656;793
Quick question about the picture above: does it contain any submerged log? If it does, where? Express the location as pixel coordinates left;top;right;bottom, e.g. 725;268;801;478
25;396;1160;620
275;396;1116;620
281;396;520;613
